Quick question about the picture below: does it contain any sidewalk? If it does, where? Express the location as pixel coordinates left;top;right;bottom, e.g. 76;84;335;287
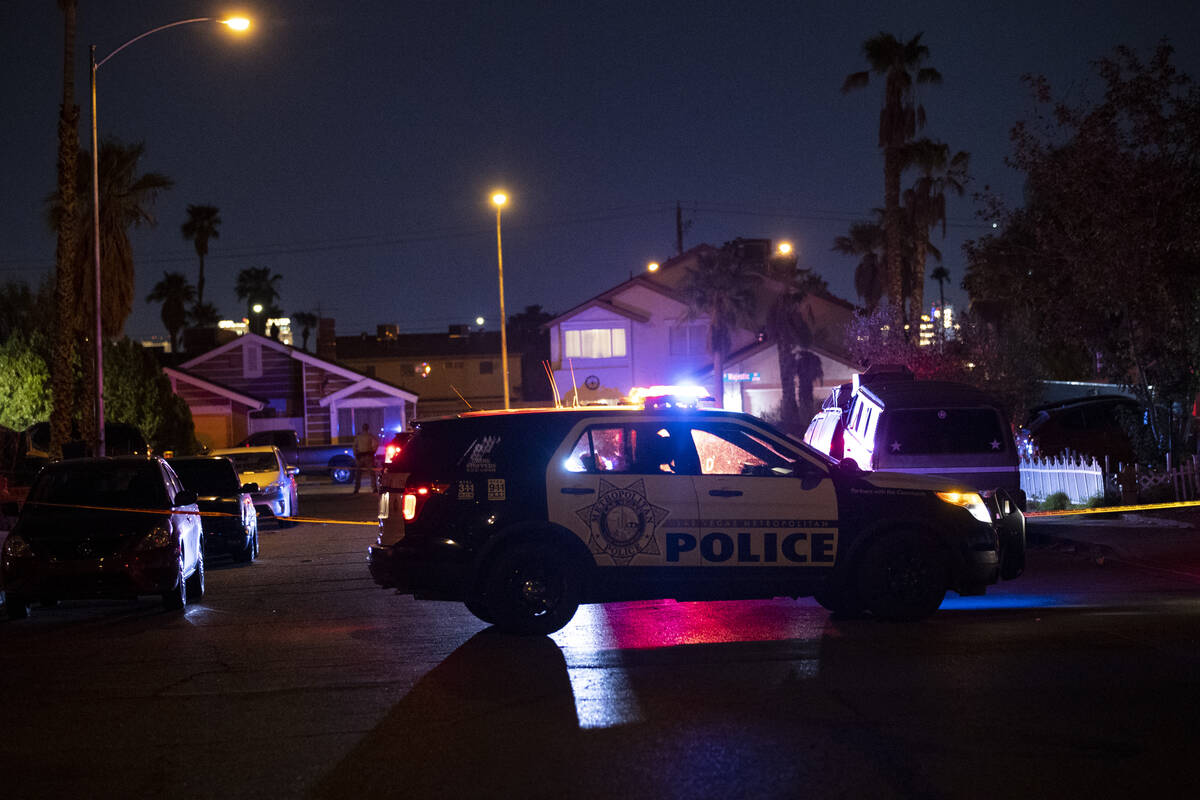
1026;508;1200;580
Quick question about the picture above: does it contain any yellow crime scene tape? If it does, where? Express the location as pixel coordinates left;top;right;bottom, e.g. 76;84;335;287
1023;499;1200;517
14;500;380;527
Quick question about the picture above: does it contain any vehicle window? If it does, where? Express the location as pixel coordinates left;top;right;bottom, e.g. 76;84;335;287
565;426;627;473
168;459;241;494
29;463;168;509
690;426;796;476
224;451;281;473
883;409;1009;455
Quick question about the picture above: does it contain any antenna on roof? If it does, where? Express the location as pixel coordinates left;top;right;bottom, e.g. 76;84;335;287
449;384;473;410
569;358;580;407
543;360;562;408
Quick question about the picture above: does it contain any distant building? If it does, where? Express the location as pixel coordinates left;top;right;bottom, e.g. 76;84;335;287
917;304;959;347
217;316;293;346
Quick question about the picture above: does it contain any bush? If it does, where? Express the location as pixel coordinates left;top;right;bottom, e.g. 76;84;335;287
1041;491;1071;511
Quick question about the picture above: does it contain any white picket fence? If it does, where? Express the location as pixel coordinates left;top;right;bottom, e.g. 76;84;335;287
1020;453;1105;505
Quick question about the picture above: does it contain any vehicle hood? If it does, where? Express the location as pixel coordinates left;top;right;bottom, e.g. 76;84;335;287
859;470;971;493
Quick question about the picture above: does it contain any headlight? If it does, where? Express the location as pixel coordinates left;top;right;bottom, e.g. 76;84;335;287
133;526;176;551
2;534;32;558
936;491;993;524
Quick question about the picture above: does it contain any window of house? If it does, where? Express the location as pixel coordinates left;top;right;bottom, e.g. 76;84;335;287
669;323;708;355
446;361;464;370
479;360;494;375
563;327;627;359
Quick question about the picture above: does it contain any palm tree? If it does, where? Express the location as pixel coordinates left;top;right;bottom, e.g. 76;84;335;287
833;217;886;312
680;244;757;408
50;0;80;458
291;311;319;351
145;272;195;353
843;32;942;334
47;138;173;339
759;250;829;434
181;204;221;306
188;301;222;328
930;266;952;346
234;267;283;336
902;140;968;322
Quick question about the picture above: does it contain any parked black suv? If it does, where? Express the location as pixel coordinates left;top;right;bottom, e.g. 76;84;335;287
369;406;1025;634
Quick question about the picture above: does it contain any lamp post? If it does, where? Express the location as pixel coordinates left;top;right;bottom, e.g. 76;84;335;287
491;191;510;410
89;16;250;456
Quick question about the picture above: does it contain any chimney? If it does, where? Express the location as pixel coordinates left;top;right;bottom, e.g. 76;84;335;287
317;318;337;361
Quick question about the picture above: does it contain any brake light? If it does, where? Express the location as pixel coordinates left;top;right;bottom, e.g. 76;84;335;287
385;444;402;464
401;483;448;521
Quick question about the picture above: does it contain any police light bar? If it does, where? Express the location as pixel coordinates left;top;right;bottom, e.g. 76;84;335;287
627;385;714;409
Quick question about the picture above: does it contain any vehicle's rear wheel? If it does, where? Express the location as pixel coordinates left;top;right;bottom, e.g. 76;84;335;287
6;593;31;620
162;553;187;611
464;594;496;625
185;550;205;603
857;530;947;621
329;458;354;484
232;535;254;562
482;540;581;635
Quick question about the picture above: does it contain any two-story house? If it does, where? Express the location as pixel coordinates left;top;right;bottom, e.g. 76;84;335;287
544;242;858;420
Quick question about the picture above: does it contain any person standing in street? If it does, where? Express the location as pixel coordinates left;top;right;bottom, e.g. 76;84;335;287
353;423;379;494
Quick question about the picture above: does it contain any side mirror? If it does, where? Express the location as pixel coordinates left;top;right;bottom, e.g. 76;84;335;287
242;482;259;494
174;490;197;506
838;458;862;475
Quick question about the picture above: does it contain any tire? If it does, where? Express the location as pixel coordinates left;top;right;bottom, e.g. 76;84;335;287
185;549;205;603
482;540;581;635
813;581;864;618
856;530;947;621
329;459;354;484
162;553;187;611
231;535;254;562
464;593;496;625
6;593;31;620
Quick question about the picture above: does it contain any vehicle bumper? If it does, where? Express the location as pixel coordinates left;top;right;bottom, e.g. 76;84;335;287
202;522;251;553
252;487;287;519
367;540;471;599
3;548;180;599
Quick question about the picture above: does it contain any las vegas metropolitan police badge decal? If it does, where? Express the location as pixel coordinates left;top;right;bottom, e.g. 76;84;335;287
576;478;669;565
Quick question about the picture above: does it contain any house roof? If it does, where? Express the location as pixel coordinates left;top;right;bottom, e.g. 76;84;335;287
180;332;419;403
163;367;268;410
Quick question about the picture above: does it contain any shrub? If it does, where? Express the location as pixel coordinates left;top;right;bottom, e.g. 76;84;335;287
1041;491;1071;511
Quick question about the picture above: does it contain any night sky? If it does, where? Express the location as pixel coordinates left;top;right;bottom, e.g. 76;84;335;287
3;0;1197;342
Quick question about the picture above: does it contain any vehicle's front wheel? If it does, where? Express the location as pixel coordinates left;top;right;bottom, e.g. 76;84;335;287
813;581;863;618
6;593;31;620
329;458;354;484
856;530;947;621
482;540;581;635
185;549;205;603
162;553;187;611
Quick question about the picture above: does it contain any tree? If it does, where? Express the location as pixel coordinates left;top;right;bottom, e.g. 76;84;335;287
181;204;221;307
50;0;80;459
680;243;758;408
145;272;195;353
507;305;555;401
47;138;173;339
0;333;53;431
832;217;886;312
188;301;222;328
901;139;968;322
929;265;951;345
758;249;828;434
965;43;1200;455
291;311;319;351
234;267;283;335
102;338;198;454
843;32;943;333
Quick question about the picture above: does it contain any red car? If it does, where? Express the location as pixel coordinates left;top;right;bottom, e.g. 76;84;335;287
1;457;205;619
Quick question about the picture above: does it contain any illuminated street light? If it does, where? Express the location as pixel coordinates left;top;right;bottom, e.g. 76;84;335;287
252;303;264;314
89;16;251;456
647;261;660;273
475;316;485;327
776;241;793;256
492;190;511;410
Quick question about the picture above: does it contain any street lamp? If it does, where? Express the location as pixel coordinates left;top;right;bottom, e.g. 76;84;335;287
89;16;250;456
776;241;793;257
491;191;510;410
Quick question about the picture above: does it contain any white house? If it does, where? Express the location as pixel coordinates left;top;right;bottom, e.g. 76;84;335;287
544;243;859;420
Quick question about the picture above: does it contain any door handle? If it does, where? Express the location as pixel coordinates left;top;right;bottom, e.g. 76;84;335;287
560;487;595;495
709;489;743;497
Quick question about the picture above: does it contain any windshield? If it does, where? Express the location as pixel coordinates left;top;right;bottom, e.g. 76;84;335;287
169;458;241;494
224;451;280;474
29;462;168;509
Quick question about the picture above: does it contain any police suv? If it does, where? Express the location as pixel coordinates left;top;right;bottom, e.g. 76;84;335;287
369;402;1025;635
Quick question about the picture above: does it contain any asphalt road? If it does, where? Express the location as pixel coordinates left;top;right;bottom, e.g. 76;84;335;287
2;490;1199;799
